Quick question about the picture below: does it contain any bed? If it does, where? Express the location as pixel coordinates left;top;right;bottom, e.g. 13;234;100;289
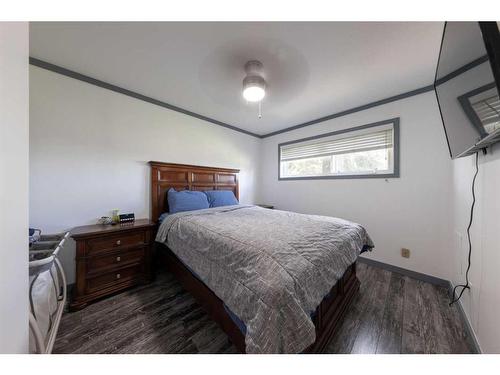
150;161;373;353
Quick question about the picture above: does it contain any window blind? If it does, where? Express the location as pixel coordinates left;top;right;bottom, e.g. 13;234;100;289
472;94;500;127
280;128;393;162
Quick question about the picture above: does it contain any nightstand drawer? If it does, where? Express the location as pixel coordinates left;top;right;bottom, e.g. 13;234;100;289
86;231;146;255
87;247;145;275
70;219;155;311
86;264;143;294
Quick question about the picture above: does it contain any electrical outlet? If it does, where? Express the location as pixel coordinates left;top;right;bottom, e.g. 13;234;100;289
401;248;410;258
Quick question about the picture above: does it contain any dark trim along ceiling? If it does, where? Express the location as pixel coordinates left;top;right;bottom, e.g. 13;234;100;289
29;58;260;138
30;56;488;139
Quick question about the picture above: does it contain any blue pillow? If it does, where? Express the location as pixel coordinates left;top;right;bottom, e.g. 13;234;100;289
167;188;209;214
204;190;239;208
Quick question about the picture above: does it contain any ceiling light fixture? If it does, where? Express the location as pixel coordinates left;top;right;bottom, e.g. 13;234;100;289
242;60;266;118
243;76;266;102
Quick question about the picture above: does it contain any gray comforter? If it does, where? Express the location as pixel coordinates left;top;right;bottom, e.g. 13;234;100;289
156;205;374;353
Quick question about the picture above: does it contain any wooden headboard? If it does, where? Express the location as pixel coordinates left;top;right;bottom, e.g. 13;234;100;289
149;161;240;223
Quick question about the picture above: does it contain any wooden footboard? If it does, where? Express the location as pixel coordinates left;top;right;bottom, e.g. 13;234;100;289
156;242;359;353
304;260;360;353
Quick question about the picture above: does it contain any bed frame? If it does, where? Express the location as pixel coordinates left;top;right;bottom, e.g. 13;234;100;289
149;161;360;353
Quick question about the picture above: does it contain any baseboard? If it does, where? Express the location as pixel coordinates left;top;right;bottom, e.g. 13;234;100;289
357;256;449;287
358;256;482;353
449;283;482;354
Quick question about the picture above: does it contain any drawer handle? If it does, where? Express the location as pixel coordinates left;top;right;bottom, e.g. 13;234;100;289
116;256;121;262
116;240;121;246
116;273;121;279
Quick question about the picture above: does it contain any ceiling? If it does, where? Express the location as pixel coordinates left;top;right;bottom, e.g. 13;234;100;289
30;22;444;136
436;22;487;78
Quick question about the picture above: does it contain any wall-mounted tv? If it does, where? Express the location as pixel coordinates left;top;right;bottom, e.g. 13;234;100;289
434;22;500;159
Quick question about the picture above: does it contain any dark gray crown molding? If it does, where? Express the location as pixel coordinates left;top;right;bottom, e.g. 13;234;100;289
30;57;448;140
29;57;262;139
261;85;435;138
264;53;489;138
435;54;489;87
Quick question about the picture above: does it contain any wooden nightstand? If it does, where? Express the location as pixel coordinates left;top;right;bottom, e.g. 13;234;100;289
69;219;156;311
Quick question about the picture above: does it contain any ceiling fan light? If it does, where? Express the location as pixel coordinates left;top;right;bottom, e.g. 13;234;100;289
242;75;266;102
243;86;266;102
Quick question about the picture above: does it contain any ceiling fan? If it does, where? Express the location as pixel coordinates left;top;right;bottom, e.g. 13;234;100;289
242;60;266;118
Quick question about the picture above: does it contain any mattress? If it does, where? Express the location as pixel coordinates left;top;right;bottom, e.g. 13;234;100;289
156;205;374;353
169;241;371;337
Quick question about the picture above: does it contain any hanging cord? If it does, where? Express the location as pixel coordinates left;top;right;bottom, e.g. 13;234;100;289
450;151;479;306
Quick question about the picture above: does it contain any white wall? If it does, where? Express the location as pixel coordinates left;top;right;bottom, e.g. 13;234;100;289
258;92;454;280
436;59;500;353
29;66;261;284
0;22;29;353
451;142;500;354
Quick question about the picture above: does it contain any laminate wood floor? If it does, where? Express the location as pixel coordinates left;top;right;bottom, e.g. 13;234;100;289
53;263;477;354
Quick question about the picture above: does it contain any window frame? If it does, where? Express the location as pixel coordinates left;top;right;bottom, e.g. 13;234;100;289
457;82;498;138
278;118;400;180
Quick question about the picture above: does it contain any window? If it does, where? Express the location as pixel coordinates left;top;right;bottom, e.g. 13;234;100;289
458;83;500;137
278;118;399;180
471;93;500;134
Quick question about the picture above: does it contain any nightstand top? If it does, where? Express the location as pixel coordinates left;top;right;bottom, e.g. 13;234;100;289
71;219;156;239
